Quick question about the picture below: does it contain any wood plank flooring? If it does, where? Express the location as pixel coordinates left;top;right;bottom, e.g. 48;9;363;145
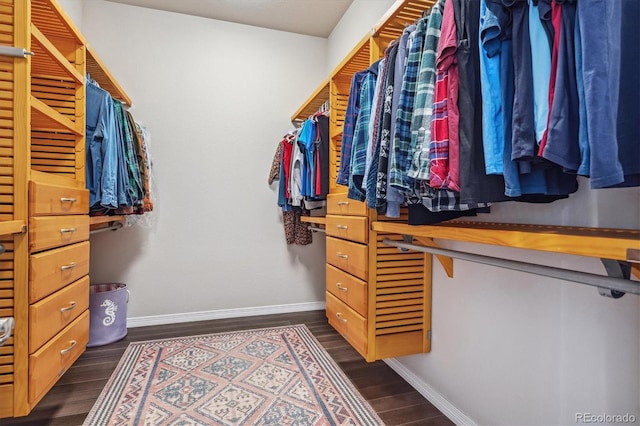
1;310;454;426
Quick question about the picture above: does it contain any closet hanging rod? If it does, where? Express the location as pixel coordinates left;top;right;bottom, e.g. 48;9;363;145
0;45;34;58
382;238;640;296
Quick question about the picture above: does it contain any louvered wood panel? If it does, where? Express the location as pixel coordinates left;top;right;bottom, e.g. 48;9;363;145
31;74;77;122
0;191;13;409
374;233;427;337
30;1;85;183
30;34;79;85
0;0;16;400
0;59;13;223
31;76;76;120
30;0;83;44
30;129;77;177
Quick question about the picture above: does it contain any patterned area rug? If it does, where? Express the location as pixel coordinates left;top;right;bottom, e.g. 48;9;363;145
84;325;384;425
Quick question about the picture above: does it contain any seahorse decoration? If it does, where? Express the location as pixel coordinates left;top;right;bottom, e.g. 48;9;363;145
101;299;118;326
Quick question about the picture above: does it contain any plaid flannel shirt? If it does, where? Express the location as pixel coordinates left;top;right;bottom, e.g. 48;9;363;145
348;62;379;201
389;16;429;192
408;0;446;181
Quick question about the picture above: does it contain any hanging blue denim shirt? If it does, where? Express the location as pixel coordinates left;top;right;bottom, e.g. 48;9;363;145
337;71;367;186
86;82;118;209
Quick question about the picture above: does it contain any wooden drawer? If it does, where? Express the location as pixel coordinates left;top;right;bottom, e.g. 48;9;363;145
326;215;368;243
327;193;368;216
29;310;89;406
29;181;89;216
29;276;89;353
326;291;367;357
29;215;89;253
30;241;90;303
326;236;368;280
326;264;367;317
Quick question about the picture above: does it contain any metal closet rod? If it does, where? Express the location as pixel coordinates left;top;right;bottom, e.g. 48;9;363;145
382;238;640;296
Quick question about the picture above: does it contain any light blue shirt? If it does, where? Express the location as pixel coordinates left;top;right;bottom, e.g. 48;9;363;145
298;118;316;197
479;0;504;175
528;0;551;145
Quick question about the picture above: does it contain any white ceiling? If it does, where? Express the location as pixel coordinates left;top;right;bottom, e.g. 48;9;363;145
105;0;354;38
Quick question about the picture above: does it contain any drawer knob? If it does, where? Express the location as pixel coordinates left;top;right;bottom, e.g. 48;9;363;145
336;313;348;323
60;197;77;203
336;283;348;292
60;228;77;234
336;253;349;259
337;201;350;206
60;262;77;271
60;340;77;355
336;225;348;230
60;301;77;313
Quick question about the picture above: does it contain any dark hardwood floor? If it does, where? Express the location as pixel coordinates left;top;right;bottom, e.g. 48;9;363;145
1;310;453;426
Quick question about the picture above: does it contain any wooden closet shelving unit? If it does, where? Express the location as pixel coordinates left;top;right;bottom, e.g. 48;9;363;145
292;0;437;363
0;0;132;418
291;0;640;362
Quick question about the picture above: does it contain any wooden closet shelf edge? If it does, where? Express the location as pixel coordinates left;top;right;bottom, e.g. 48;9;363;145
300;216;327;226
371;221;640;262
89;215;125;230
86;45;133;106
290;78;329;122
0;220;27;236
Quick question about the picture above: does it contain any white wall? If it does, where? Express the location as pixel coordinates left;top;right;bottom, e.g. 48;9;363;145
327;0;396;73
56;0;82;31
327;3;640;425
78;0;329;318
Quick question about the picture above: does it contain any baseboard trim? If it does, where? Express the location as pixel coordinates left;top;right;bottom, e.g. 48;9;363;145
384;358;477;426
127;302;326;328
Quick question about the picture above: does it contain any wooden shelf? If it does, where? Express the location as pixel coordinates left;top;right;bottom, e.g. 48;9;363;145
86;45;132;106
373;0;436;41
330;33;371;81
301;216;327;226
0;220;27;236
89;215;125;232
372;221;640;263
291;78;329;123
